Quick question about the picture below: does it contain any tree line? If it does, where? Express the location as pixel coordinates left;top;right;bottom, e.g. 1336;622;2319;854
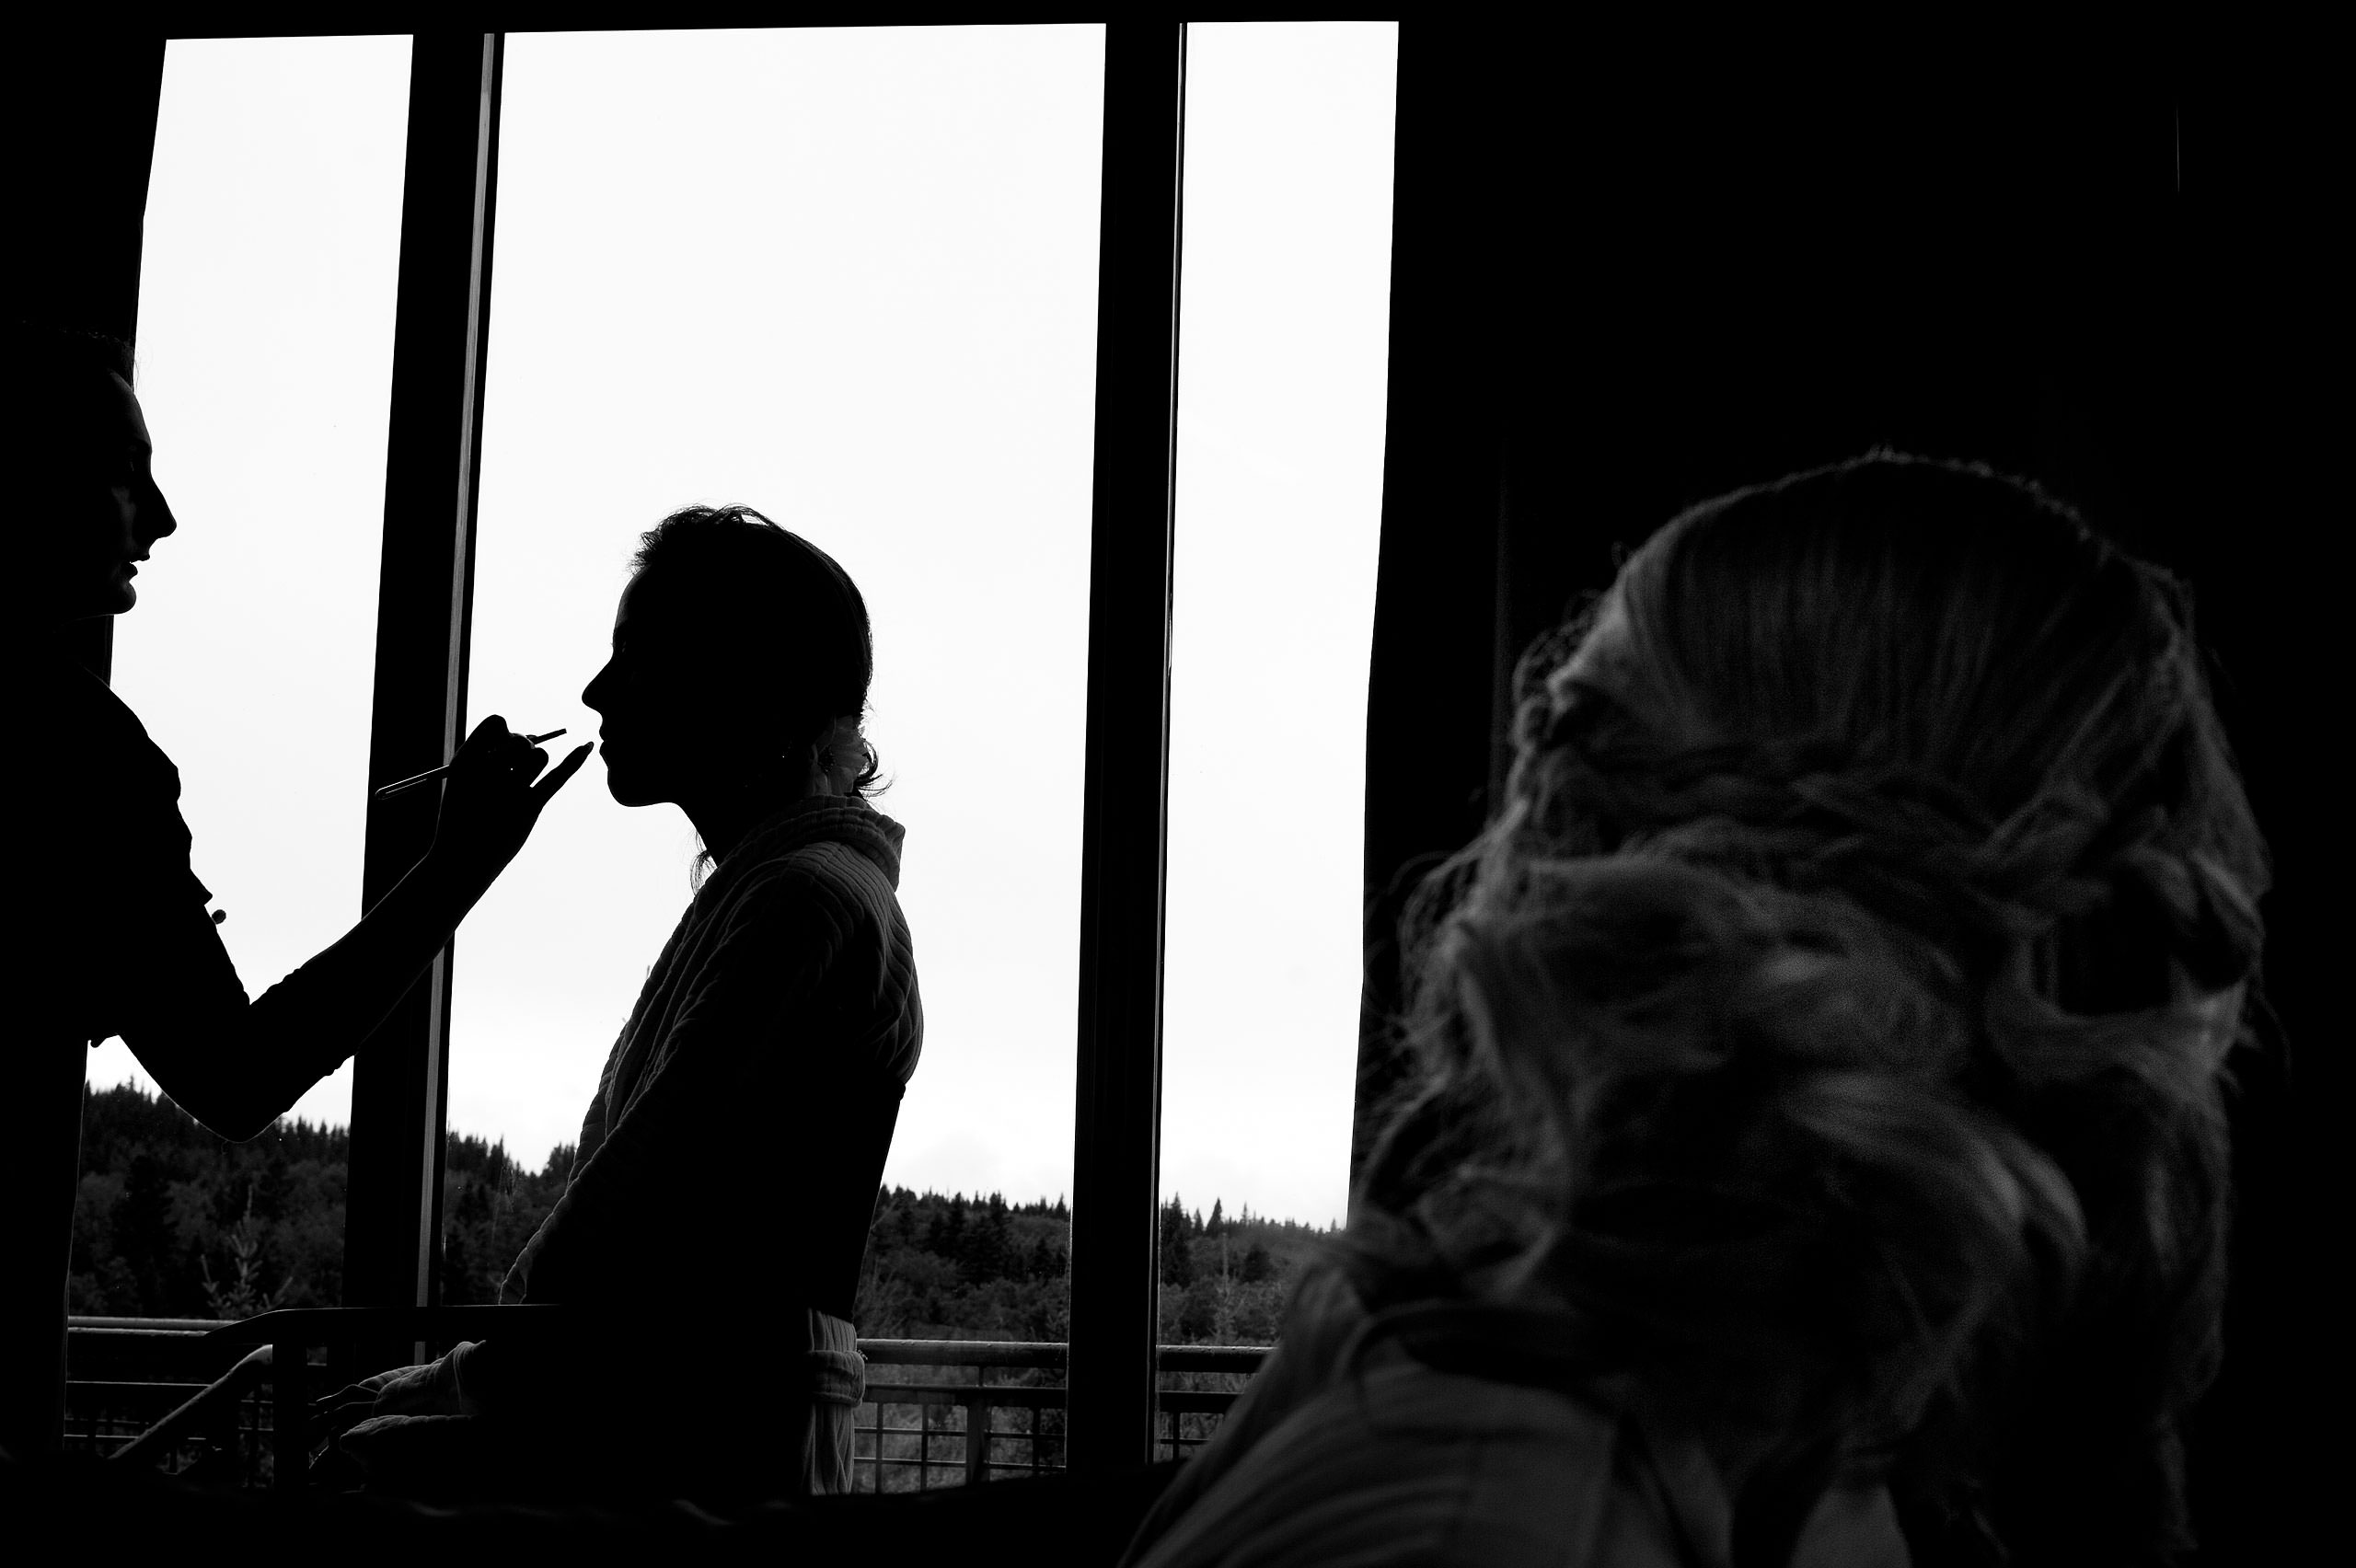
71;1082;1332;1345
68;1083;577;1318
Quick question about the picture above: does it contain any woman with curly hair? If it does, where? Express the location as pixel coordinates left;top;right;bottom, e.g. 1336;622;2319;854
1123;453;2266;1567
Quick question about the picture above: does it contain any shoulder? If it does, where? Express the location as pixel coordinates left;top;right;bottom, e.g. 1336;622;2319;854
1134;1355;1650;1568
723;840;902;933
12;648;191;877
20;648;172;776
780;836;899;894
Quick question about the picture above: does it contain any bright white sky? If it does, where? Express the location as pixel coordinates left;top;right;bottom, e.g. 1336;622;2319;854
98;25;1394;1230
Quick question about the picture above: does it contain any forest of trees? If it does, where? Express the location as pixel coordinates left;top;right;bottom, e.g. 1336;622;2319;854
68;1083;572;1318
68;1083;1330;1345
854;1187;1326;1345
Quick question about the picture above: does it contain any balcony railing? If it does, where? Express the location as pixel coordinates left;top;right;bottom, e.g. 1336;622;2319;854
853;1338;1265;1491
64;1318;1269;1492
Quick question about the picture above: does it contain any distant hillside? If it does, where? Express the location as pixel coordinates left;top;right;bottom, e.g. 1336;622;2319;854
73;1082;352;1317
855;1189;1332;1344
71;1082;1332;1344
69;1082;572;1318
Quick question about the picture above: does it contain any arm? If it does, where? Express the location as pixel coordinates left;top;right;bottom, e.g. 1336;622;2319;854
120;719;591;1140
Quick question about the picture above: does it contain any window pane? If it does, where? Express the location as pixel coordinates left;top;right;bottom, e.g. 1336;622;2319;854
94;37;410;1136
1159;23;1398;1352
446;28;1103;1330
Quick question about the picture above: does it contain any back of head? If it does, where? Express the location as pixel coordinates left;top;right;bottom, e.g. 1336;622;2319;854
629;502;879;795
1358;454;2267;1563
5;316;133;416
6;316;134;498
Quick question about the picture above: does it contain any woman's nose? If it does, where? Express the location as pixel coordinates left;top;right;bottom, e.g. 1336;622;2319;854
143;478;179;542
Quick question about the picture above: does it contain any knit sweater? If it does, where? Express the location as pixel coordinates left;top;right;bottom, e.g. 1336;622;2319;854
503;793;922;1326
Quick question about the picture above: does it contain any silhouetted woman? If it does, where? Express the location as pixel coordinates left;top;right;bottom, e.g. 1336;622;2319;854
2;321;586;1460
1123;454;2267;1567
336;505;920;1506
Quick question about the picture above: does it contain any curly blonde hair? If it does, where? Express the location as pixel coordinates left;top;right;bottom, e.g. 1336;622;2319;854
1352;453;2268;1565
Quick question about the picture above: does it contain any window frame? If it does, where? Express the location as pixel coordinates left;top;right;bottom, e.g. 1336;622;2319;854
337;25;1187;1468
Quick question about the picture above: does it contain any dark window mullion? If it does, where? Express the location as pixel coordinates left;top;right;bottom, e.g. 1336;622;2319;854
344;31;502;1336
1067;20;1187;1470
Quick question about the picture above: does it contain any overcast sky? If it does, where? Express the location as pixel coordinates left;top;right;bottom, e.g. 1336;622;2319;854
97;24;1395;1230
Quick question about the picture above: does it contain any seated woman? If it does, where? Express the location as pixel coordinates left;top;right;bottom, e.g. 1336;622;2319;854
1122;454;2266;1567
337;505;920;1506
3;320;585;1461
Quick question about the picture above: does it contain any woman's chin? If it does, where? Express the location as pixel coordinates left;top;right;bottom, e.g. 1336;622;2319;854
600;769;664;809
74;577;137;616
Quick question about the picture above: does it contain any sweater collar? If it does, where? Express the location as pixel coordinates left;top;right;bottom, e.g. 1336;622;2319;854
717;792;905;889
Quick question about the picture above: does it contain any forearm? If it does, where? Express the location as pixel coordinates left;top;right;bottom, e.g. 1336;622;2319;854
132;850;494;1139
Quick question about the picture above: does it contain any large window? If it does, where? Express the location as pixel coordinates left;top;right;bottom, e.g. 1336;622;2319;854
93;36;412;1134
88;25;1394;1400
445;27;1107;1305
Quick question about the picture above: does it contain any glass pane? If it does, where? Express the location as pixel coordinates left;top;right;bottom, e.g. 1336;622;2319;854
1159;21;1399;1369
447;23;1103;1372
75;37;409;1317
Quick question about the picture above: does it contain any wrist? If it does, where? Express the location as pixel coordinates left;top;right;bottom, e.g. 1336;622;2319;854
415;840;501;914
422;833;495;882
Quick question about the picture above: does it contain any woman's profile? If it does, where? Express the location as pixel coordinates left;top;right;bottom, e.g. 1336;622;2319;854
333;504;920;1506
1123;453;2267;1567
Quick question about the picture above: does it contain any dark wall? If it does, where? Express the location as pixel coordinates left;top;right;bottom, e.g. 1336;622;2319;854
6;30;168;685
1361;20;2331;1562
4;33;166;341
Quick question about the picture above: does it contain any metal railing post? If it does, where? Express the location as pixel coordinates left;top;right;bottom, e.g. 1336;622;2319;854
271;1341;305;1493
962;1389;989;1485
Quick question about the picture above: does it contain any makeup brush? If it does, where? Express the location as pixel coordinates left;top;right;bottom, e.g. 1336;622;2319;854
373;730;569;798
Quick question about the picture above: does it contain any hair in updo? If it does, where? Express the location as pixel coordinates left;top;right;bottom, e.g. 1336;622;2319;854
1354;453;2267;1565
629;503;881;798
7;317;135;473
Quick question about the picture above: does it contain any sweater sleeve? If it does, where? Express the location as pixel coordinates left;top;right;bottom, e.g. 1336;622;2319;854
505;860;869;1308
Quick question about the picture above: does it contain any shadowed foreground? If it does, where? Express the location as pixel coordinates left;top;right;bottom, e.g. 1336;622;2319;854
0;1450;1181;1566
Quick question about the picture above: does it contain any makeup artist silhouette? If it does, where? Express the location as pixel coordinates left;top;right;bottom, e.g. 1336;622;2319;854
0;320;589;1461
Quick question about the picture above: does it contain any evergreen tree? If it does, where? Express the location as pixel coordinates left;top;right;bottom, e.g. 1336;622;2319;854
117;1152;176;1314
944;1193;969;1273
972;1193;1013;1283
1159;1195;1195;1287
